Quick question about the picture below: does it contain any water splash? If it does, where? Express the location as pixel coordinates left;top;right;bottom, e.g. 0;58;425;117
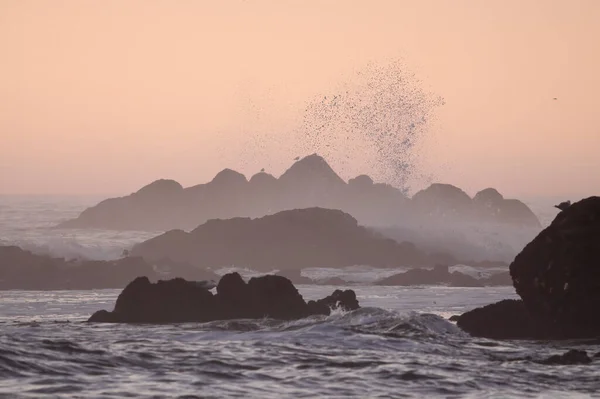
298;59;444;193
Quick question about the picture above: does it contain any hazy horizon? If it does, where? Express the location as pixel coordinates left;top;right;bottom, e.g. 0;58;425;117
2;0;599;198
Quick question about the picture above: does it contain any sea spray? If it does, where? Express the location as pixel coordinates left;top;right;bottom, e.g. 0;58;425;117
297;59;444;193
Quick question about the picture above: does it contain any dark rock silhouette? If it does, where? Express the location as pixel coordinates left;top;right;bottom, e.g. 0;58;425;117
129;207;428;271
456;197;600;339
456;300;537;339
509;196;600;338
375;265;510;287
57;154;541;232
88;272;360;323
540;350;592;365
0;245;217;290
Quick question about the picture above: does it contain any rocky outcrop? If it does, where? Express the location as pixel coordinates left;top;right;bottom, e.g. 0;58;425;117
509;196;600;338
88;273;360;323
375;265;511;287
130;207;428;271
473;188;540;227
57;154;541;232
456;299;537;339
0;245;217;290
456;197;600;340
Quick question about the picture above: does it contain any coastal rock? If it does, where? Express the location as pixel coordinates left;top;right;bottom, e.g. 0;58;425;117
374;265;505;287
130;207;428;271
540;350;592;365
57;154;540;233
456;196;600;340
456;300;537;339
509;196;600;338
88;273;360;323
412;184;473;219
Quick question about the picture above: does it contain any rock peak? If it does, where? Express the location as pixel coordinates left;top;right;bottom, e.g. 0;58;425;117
279;154;345;186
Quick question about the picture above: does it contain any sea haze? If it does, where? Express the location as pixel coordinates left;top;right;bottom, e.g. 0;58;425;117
0;196;597;398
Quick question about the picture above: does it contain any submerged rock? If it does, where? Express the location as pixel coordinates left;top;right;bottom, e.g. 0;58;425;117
540;350;592;365
88;273;360;323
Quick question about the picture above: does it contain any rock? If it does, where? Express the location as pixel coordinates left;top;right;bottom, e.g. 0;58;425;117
57;154;539;233
88;273;360;323
375;265;450;286
307;289;359;315
473;188;504;205
456;299;538;339
375;265;490;287
509;196;600;338
0;245;217;290
454;197;600;340
449;315;460;322
130;207;428;271
412;184;473;219
540;350;592;365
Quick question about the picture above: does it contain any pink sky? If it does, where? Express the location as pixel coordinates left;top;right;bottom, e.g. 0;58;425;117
1;0;599;198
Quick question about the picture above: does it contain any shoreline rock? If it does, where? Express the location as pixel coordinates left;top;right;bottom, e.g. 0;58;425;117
455;197;600;340
88;273;360;323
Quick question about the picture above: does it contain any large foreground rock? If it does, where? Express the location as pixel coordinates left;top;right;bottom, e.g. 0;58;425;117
510;196;600;338
456;197;600;339
130;207;428;271
88;273;360;323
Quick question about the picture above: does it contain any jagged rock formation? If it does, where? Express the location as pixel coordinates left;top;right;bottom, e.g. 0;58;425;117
57;154;540;231
129;208;428;271
88;272;360;323
0;245;217;290
457;197;600;339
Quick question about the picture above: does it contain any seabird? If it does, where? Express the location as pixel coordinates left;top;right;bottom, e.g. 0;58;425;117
294;156;300;161
553;98;558;100
260;168;265;172
554;200;571;211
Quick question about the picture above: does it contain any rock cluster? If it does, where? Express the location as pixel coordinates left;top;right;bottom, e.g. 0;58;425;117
88;272;359;323
58;154;540;231
375;265;511;287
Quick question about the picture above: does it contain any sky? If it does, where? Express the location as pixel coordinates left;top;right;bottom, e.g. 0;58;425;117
1;0;599;198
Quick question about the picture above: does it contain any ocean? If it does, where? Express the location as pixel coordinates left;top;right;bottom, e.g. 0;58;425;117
1;195;596;398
